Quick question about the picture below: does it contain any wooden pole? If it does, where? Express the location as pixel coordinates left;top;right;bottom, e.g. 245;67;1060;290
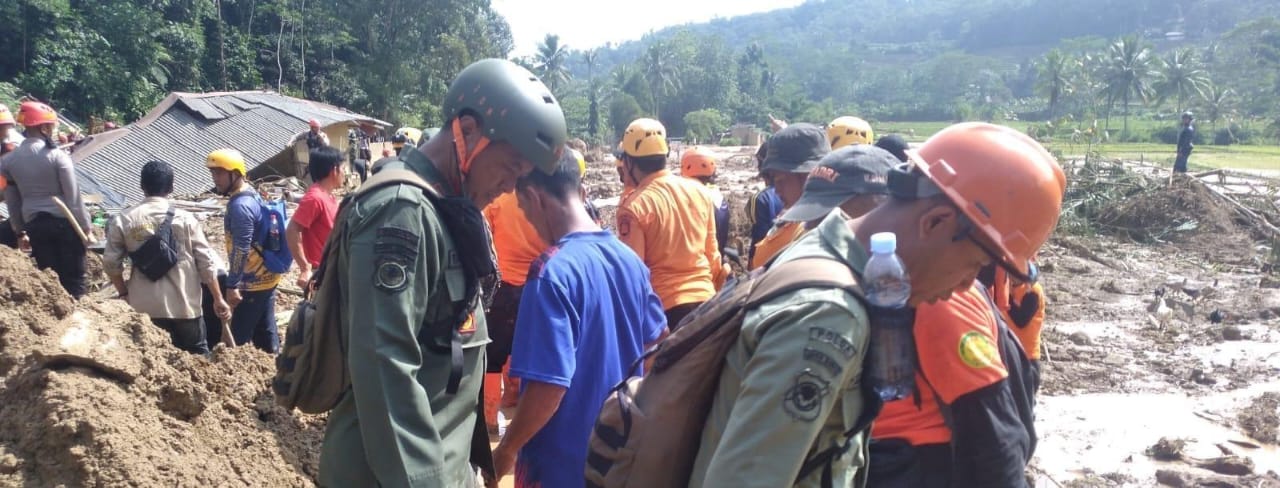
50;196;91;245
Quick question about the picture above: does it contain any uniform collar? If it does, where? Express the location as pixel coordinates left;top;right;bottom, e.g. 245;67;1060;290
401;147;457;197
814;210;868;275
637;169;670;190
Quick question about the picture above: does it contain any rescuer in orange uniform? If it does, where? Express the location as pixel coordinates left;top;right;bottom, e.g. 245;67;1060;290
615;118;724;329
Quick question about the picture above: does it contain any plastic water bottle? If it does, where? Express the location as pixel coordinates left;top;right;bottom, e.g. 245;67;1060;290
864;232;916;401
267;214;281;251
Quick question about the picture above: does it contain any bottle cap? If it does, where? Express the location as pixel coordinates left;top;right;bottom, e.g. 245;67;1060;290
869;232;897;254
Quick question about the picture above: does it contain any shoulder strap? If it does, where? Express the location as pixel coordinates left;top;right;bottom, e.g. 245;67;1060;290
158;206;176;242
352;167;441;200
747;256;863;309
310;167;437;292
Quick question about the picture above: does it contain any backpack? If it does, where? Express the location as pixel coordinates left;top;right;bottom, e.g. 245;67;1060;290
272;168;438;414
272;163;498;478
272;160;497;412
231;191;293;274
305;131;325;149
129;206;180;281
585;257;881;488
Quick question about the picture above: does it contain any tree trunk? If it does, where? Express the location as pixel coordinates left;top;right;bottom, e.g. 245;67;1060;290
299;0;306;94
1122;91;1130;134
217;0;228;90
276;10;285;91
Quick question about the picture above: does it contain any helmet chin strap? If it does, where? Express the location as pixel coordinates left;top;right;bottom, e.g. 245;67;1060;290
450;118;490;176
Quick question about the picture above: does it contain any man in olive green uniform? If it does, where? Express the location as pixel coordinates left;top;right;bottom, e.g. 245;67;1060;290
689;122;1067;487
319;58;568;488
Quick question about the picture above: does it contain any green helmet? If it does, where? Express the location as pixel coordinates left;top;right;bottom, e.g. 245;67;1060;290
442;58;568;174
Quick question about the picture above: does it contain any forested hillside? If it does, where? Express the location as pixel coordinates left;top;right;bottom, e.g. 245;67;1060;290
2;0;1278;145
0;0;512;127
523;0;1280;144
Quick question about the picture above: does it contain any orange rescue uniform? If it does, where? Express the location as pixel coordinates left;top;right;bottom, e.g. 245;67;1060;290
748;221;806;270
990;268;1046;360
871;284;1009;446
484;191;546;287
616;169;722;310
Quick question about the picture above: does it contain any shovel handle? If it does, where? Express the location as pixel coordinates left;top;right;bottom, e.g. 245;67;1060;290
50;195;90;244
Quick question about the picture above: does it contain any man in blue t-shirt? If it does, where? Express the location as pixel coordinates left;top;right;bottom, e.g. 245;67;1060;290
747;141;785;265
492;148;668;488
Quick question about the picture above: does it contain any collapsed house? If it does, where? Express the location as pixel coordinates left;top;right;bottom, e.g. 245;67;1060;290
68;91;390;210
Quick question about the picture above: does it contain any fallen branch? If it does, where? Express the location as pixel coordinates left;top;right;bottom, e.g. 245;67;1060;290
1198;180;1280;237
1054;238;1130;271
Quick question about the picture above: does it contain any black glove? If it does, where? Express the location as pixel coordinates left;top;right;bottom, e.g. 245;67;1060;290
1006;290;1040;329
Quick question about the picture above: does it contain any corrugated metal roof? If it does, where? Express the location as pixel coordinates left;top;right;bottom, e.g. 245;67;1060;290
73;91;388;211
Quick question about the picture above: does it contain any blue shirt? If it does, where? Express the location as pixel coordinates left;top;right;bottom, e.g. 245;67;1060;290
747;186;784;262
509;231;666;488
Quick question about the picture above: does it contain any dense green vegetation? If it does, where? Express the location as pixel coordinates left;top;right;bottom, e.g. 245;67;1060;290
526;0;1280;145
0;0;512;127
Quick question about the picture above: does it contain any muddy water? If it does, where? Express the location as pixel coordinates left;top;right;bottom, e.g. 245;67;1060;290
1035;384;1280;484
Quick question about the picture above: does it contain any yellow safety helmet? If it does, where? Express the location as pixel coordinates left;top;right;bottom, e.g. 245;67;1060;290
0;104;14;125
571;148;587;177
619;118;669;158
827;116;874;150
206;148;247;175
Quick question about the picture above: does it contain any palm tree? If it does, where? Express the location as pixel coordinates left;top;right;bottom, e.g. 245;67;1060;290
585;49;601;137
1100;36;1156;133
642;42;681;120
1198;82;1236;133
1154;48;1209;113
534;34;570;94
1036;49;1072;118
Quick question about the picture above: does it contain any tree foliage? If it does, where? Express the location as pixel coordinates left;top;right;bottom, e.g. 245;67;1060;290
0;0;513;126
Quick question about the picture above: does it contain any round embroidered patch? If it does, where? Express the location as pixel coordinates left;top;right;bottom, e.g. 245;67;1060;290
375;262;408;292
958;331;999;369
782;371;830;422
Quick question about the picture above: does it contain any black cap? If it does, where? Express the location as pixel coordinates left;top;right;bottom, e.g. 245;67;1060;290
760;123;830;174
778;145;897;223
875;134;910;163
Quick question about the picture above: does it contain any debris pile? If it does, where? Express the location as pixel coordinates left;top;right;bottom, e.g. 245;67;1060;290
0;245;324;487
1096;176;1242;242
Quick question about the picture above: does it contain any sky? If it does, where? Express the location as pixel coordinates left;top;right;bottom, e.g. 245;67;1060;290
491;0;806;58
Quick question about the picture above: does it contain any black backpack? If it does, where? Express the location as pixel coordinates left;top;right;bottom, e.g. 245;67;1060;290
129;207;180;281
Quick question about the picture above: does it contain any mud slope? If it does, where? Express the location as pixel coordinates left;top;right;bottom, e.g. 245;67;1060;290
0;246;324;487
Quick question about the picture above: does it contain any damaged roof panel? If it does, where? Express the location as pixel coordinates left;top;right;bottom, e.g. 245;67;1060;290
70;91;389;210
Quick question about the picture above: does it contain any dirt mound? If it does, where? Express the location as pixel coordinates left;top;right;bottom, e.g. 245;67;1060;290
1098;177;1241;241
0;246;324;487
1093;177;1257;263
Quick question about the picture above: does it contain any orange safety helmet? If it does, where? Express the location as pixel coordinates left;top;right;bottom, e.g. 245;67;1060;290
0;104;14;125
680;147;717;178
17;101;58;127
909;122;1065;279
